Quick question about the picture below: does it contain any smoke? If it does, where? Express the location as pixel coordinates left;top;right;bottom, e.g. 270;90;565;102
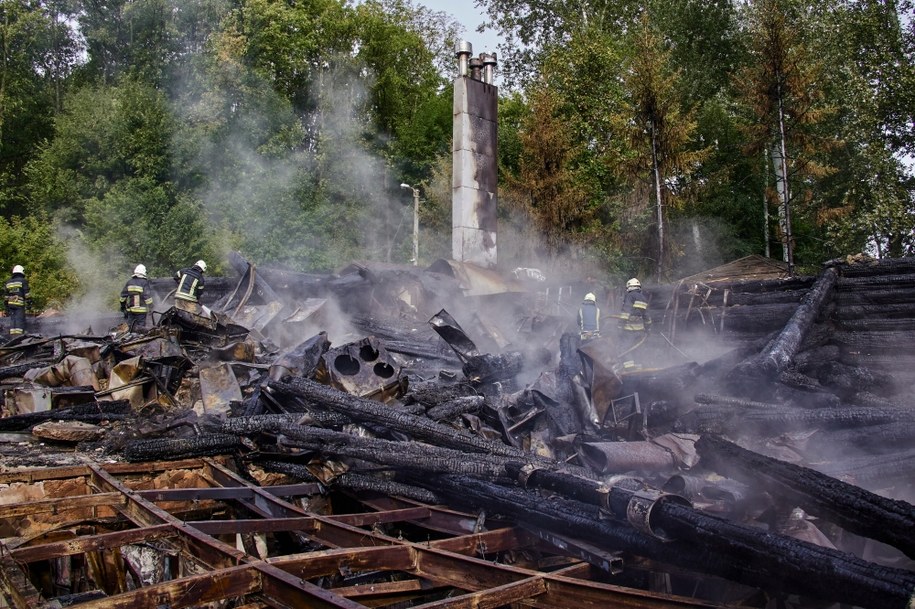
170;53;415;274
55;225;125;335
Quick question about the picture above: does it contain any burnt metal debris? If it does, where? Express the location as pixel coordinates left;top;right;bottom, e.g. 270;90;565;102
1;252;914;609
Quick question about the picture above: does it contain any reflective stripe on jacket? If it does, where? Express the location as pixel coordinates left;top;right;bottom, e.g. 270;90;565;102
175;266;204;302
120;276;154;313
620;289;650;332
5;274;29;309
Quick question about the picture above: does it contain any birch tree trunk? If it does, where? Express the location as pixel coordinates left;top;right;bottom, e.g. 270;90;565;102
651;120;664;280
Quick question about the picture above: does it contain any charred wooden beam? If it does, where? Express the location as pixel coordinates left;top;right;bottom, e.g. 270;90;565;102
681;396;915;434
267;424;515;479
0;362;42;380
730;267;838;381
333;472;440;504
695;434;915;558
425;395;484;421
814;449;915;488
267;377;525;458
407;473;915;609
803;423;915;456
124;433;246;462
0;399;131;431
832;256;915;277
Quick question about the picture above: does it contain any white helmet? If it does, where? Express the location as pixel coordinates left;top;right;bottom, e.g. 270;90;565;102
626;278;641;291
584;292;596;302
194;260;207;272
11;265;23;274
134;264;147;277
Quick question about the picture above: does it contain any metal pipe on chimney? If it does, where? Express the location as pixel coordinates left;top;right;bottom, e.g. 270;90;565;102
481;53;497;84
469;57;483;81
455;41;473;77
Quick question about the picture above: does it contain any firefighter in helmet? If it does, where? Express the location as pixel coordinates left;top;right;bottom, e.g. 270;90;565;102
174;260;207;314
618;278;651;369
4;265;30;336
578;292;600;340
120;264;154;331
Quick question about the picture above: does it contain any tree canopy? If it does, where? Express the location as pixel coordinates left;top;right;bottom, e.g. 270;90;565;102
0;0;912;307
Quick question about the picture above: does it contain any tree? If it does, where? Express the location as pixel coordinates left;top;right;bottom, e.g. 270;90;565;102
611;13;707;281
0;0;78;216
812;0;915;258
0;214;78;308
736;0;836;274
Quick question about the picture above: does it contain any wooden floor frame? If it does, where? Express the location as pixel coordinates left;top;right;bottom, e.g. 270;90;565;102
0;458;721;609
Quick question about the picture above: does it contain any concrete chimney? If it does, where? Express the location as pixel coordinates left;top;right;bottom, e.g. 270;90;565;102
452;45;498;268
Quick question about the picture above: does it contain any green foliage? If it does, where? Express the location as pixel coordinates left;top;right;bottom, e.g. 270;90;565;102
82;178;219;276
0;0;78;216
0;214;78;309
27;80;178;223
611;13;708;280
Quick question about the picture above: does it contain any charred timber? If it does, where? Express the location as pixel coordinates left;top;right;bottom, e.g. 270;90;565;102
835;302;915;320
730;267;838;381
408;473;915;609
835;286;915;305
425;396;484;421
404;381;479;407
831;256;915;277
221;414;325;435
332;472;440;504
0;362;44;380
267;377;525;458
0;400;131;431
815;449;915;488
124;433;246;462
676;403;915;435
268;424;573;480
696;434;915;558
501;461;914;604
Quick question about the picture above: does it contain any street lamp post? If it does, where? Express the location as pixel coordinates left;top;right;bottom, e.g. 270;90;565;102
400;183;419;266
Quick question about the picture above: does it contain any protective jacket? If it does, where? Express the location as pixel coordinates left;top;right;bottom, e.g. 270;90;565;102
5;272;30;336
4;272;29;311
174;266;205;302
619;289;651;332
578;300;600;334
120;275;154;314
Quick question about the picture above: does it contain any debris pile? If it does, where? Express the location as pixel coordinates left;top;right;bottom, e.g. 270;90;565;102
1;253;913;609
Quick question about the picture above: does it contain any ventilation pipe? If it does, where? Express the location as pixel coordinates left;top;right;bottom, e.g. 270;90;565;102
455;41;473;77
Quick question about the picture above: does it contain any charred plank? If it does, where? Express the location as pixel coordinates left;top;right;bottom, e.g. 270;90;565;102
730;267;838;381
695;434;915;558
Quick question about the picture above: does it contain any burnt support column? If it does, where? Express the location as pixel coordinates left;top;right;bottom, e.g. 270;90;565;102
453;41;498;268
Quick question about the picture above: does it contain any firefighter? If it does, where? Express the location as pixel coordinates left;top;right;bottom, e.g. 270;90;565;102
120;264;154;331
174;260;206;314
4;265;30;336
618;277;651;370
578;292;600;340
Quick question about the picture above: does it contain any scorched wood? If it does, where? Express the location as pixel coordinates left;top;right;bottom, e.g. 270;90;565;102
267;377;524;458
406;473;915;609
730;266;838;381
124;433;247;462
696;434;915;558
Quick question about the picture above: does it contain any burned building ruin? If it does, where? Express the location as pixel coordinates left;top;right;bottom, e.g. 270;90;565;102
0;252;913;609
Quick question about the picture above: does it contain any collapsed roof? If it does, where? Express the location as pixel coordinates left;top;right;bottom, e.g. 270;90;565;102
1;252;913;609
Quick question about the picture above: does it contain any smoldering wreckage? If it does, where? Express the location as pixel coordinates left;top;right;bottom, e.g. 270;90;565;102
0;252;913;609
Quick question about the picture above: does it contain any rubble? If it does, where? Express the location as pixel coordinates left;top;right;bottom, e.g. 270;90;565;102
0;251;913;609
